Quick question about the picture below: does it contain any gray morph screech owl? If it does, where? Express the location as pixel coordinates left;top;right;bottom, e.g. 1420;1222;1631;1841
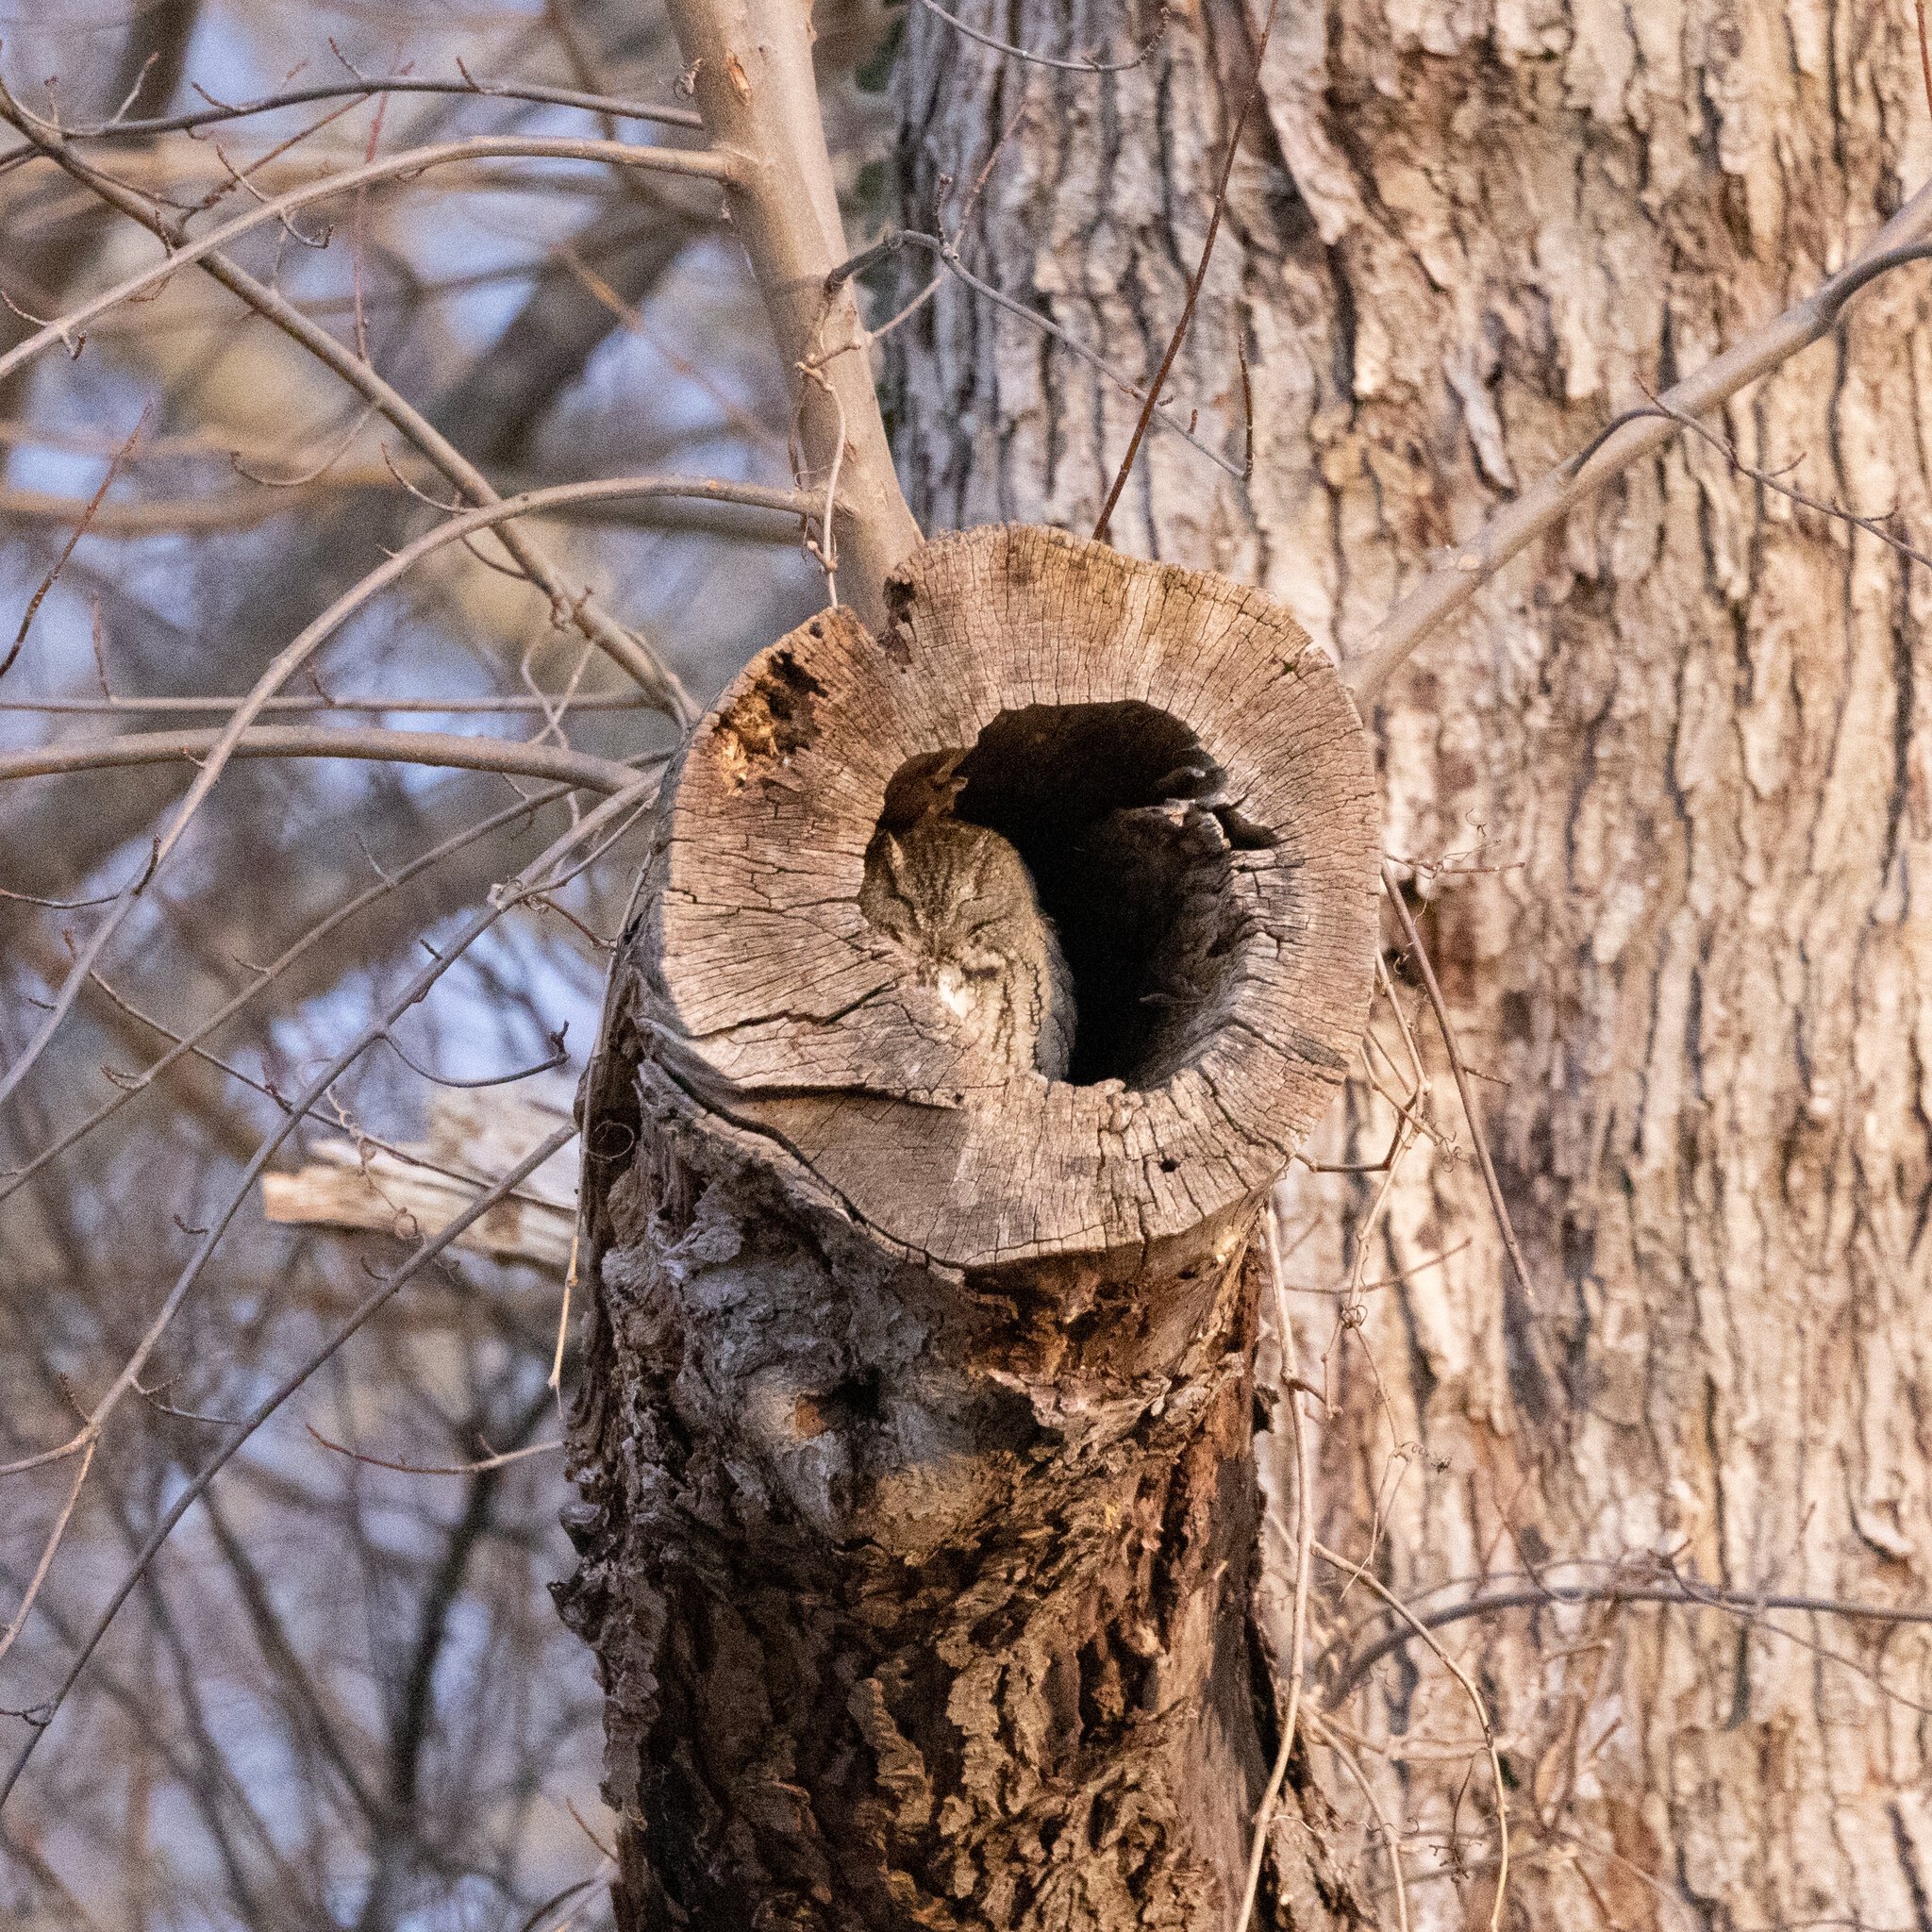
859;814;1075;1084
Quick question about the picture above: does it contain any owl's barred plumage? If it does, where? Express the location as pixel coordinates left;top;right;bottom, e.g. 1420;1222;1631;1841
859;814;1075;1082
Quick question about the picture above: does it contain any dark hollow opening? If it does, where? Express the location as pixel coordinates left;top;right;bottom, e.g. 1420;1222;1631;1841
871;701;1271;1089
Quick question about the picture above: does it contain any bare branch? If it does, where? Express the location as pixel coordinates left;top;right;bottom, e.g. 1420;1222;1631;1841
1;690;656;715
827;229;1241;475
0;783;652;1817
0;75;701;174
666;0;921;625
1334;1573;1932;1696
305;1426;564;1477
1303;1711;1412;1932
0;475;757;1121
1379;864;1540;1307
1627;384;1932;574
1094;0;1275;541
3;410;147;678
1920;1;1932;122
0;780;595;1202
1313;1541;1510;1932
0;103;729;715
0;724;640;794
0;1118;580;1808
1347;186;1932;702
913;0;1169;74
0;132;736;391
0;1437;96;1672
0;476;823;541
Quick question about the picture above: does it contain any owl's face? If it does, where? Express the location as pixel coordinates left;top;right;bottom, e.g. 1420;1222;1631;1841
858;815;1073;1080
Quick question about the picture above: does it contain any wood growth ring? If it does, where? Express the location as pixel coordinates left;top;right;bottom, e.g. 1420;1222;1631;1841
639;524;1379;1271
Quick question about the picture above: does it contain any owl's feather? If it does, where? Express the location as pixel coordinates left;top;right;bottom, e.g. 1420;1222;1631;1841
860;815;1074;1082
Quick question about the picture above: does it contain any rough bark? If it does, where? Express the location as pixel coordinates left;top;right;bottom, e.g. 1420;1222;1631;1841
562;525;1377;1927
892;0;1932;1924
664;0;921;626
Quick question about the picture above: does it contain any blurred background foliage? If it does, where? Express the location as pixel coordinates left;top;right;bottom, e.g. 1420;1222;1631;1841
0;2;896;1923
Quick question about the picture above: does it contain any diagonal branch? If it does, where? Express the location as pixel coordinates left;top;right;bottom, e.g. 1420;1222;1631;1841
0;131;737;391
0;99;730;715
1093;0;1276;542
0;784;652;1817
1380;863;1540;1307
0;474;810;1122
1347;183;1932;702
0;1118;581;1811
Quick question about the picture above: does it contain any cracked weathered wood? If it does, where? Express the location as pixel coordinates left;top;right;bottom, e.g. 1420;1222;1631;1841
561;525;1378;1929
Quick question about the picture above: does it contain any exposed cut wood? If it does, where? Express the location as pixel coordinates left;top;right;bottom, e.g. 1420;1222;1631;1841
562;524;1378;1928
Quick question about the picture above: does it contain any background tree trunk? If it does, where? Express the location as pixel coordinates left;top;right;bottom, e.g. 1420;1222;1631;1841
893;1;1932;1924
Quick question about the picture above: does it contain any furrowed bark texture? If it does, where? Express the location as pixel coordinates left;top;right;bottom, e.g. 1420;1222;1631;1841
562;525;1377;1927
892;0;1932;1923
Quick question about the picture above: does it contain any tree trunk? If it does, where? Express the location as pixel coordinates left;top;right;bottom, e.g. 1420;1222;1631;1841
560;525;1379;1926
892;0;1932;1923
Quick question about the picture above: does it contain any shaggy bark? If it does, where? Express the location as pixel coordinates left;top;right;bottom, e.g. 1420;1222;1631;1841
892;0;1932;1923
561;526;1378;1927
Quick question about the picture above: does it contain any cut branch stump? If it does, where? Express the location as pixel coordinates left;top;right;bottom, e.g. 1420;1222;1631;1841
562;525;1378;1930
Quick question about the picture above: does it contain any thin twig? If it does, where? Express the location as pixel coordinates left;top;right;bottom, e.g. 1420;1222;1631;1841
1093;0;1277;541
1304;1711;1411;1932
0;1121;578;1807
0;780;601;1204
1312;1541;1510;1932
825;230;1243;477
1346;192;1932;700
0;1437;96;1672
1919;1;1932;122
0;131;737;391
914;0;1168;74
1334;1573;1932;1695
0;473;757;1126
381;1023;569;1091
0;75;701;171
0;474;829;541
1381;863;1540;1307
0;785;650;1809
76;955;581;1227
304;1424;564;1477
1631;382;1932;574
1235;1207;1316;1932
3;408;149;679
797;361;847;604
0;96;708;713
0;691;655;715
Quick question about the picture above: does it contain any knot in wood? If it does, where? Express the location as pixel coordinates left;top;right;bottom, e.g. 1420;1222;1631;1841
633;525;1378;1273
